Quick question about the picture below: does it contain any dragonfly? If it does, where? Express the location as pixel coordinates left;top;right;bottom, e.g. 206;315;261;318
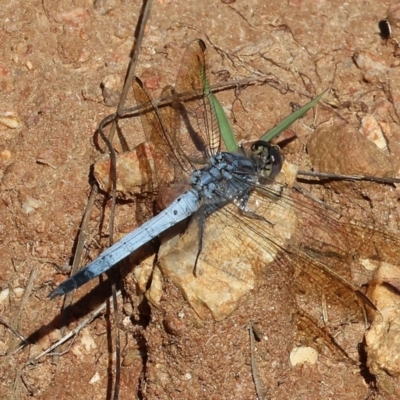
49;39;283;299
50;39;400;362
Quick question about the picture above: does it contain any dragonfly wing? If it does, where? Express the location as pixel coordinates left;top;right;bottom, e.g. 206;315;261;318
243;187;385;353
159;174;400;356
132;77;191;209
159;187;299;320
295;309;357;363
173;39;221;164
49;190;201;299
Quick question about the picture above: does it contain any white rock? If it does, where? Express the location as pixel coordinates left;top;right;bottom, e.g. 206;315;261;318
359;115;387;151
290;346;318;366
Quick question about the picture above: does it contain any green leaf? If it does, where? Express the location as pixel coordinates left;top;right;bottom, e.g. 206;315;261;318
261;90;327;143
200;60;238;153
210;93;238;153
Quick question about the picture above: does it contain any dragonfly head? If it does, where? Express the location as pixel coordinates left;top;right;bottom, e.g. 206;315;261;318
250;140;283;180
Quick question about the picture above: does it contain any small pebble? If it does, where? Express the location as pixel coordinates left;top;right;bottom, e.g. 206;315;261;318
184;372;192;380
13;287;25;298
89;372;101;384
0;288;10;303
289;346;318;366
164;312;185;336
0;112;23;129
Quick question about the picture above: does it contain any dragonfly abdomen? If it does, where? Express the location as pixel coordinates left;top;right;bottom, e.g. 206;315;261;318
49;189;201;299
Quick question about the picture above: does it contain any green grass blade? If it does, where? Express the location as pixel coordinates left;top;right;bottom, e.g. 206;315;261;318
261;90;327;143
199;59;237;153
199;60;238;153
210;93;238;153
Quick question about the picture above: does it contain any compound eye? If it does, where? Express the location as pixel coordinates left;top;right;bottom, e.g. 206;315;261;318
268;146;283;179
250;141;265;154
250;140;283;179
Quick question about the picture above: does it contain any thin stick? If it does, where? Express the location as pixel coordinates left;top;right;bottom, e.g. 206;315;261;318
53;183;98;362
103;2;153;398
10;266;38;352
249;323;265;400
29;291;122;364
97;75;293;138
297;170;400;184
12;368;22;400
293;183;339;214
52;3;154;398
0;316;28;344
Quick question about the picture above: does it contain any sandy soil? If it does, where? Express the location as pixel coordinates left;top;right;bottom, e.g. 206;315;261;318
1;0;400;399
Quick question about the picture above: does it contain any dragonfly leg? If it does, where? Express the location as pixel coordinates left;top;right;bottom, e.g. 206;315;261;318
236;190;275;225
193;213;206;277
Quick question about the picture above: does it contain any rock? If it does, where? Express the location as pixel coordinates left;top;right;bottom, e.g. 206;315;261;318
93;142;156;198
353;50;388;83
101;75;123;107
290;346;318;366
0;111;23;129
366;262;400;377
158;169;297;320
307;122;394;192
359;115;387;151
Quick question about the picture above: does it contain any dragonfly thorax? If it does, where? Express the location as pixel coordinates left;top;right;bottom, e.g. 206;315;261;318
190;152;258;203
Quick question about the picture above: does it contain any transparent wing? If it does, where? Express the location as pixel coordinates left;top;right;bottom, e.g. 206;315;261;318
132;77;191;208
173;39;221;164
160;173;400;359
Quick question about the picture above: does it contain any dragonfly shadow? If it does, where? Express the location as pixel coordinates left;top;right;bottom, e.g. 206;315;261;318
23;281;113;348
275;134;297;149
92;115;133;155
358;336;377;387
25;243;160;353
174;97;208;160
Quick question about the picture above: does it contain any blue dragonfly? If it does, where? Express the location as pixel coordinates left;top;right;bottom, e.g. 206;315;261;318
49;39;400;360
49;39;283;299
